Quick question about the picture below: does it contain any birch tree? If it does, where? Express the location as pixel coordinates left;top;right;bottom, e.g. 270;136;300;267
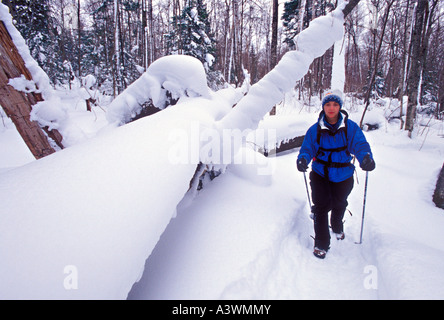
270;0;279;68
405;0;428;136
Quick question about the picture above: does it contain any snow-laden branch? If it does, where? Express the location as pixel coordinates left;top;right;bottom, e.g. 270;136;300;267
0;3;52;97
216;6;346;133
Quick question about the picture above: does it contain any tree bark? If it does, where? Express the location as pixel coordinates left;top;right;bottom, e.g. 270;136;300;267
77;0;82;78
0;21;63;159
433;163;444;209
405;0;428;136
270;0;279;69
398;0;412;130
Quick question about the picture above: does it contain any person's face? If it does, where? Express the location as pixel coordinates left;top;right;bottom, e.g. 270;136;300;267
324;101;341;124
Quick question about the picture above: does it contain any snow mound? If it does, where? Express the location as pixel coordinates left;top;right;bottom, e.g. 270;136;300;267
230;147;274;186
362;109;386;131
107;55;211;125
0;69;242;299
0;105;198;299
148;55;211;104
30;98;69;131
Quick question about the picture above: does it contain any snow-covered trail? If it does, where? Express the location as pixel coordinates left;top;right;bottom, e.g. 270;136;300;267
250;126;444;300
129;125;444;300
128;149;379;300
215;154;381;300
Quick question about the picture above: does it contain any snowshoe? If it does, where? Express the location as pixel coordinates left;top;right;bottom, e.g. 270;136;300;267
313;247;327;259
335;232;345;241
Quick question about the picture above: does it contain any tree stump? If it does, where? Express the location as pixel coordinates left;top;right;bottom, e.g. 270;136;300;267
433;163;444;210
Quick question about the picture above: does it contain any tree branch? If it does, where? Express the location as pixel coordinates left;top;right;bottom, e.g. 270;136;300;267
342;0;361;18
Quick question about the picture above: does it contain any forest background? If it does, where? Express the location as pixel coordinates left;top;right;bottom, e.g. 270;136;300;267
1;0;443;128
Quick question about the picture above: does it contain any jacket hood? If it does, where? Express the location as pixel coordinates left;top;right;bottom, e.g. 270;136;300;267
318;110;349;131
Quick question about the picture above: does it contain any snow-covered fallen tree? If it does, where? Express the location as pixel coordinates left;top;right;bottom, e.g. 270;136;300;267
0;52;243;299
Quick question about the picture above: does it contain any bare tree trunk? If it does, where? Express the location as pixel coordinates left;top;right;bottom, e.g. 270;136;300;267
360;0;395;129
147;0;154;65
270;0;278;69
418;0;439;105
239;0;244;83
77;0;82;78
0;21;63;159
398;0;412;130
141;0;147;70
405;0;428;136
114;0;121;97
433;162;444;209
268;0;279;116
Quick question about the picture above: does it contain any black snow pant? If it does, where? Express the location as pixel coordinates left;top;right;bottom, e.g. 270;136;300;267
310;171;354;251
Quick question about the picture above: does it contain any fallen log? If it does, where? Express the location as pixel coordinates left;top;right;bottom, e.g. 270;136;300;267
433;163;444;209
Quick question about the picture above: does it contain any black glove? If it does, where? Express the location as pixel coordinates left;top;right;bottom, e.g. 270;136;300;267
297;158;309;172
360;154;375;171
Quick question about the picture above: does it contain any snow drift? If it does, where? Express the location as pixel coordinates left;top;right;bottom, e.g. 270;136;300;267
0;108;198;299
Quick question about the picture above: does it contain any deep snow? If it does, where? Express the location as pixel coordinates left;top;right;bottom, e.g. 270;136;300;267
1;85;444;299
1;0;444;300
127;109;444;300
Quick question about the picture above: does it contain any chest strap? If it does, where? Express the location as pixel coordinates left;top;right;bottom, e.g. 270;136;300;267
318;146;348;153
314;145;351;181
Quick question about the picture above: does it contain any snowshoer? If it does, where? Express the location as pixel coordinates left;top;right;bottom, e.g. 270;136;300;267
296;90;376;259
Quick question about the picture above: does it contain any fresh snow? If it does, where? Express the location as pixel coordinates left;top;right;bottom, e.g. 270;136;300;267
1;1;444;300
2;81;443;300
127;104;444;300
0;108;198;299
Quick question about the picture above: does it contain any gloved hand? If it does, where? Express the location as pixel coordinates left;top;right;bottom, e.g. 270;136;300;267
360;154;375;171
297;158;308;172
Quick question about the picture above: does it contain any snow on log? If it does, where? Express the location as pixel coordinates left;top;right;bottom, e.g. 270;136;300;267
107;55;211;125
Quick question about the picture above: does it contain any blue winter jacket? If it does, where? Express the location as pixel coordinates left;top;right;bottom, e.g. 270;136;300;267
298;110;373;182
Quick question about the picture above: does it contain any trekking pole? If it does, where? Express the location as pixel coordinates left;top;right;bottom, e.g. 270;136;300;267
303;172;313;217
356;171;369;244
